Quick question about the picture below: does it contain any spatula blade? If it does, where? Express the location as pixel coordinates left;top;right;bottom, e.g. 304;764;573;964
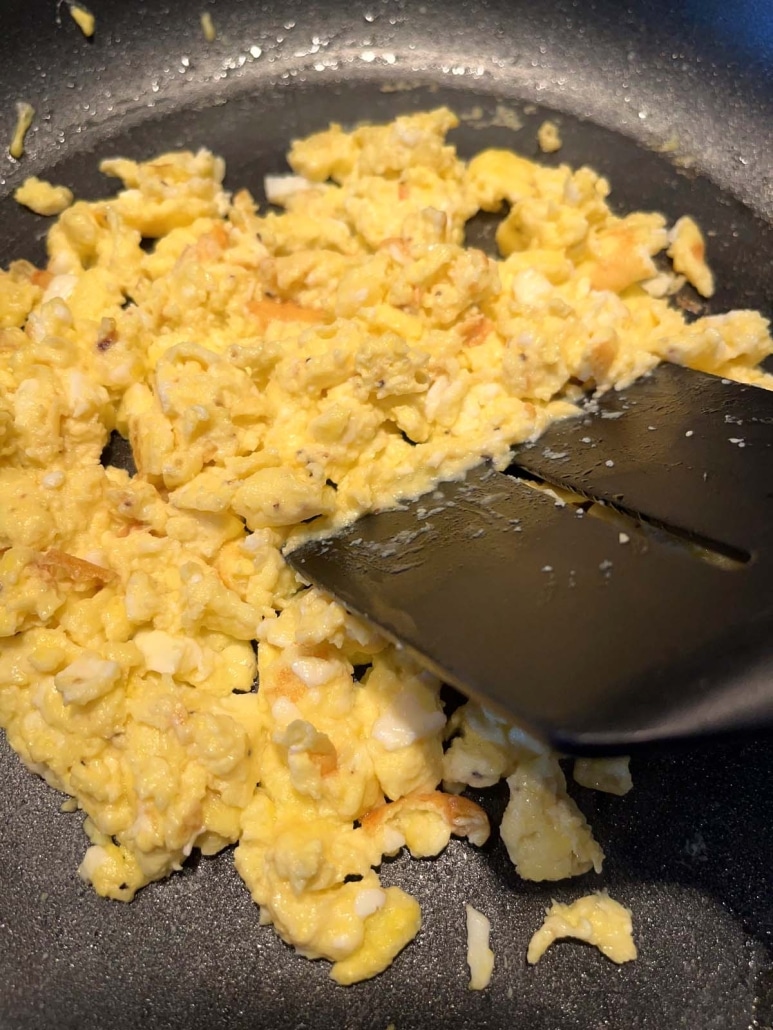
287;366;773;752
513;362;773;553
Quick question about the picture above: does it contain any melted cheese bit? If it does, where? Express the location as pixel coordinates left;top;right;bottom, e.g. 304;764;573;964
264;174;314;206
9;102;34;159
354;887;387;918
68;3;95;37
527;891;637;965
134;629;205;678
270;696;304;727
290;655;341;687
41;273;79;303
200;11;216;42
371;687;446;751
465;904;495;990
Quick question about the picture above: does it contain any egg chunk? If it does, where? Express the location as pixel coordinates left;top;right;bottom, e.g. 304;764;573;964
527;892;637;965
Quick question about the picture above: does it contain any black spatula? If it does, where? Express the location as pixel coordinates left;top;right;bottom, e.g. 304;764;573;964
287;364;773;753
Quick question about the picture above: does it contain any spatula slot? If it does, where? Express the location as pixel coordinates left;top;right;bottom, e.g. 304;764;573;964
503;463;750;571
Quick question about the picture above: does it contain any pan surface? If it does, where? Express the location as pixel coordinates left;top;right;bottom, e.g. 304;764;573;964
0;2;772;1028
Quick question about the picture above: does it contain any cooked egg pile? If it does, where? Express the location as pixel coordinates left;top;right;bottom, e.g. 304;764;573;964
1;108;771;984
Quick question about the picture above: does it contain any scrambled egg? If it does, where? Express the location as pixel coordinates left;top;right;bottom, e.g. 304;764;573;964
501;754;605;881
537;120;562;154
668;216;715;298
527;892;637;964
1;108;771;984
14;177;74;217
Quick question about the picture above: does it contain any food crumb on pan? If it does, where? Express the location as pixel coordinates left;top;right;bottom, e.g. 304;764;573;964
573;756;633;796
465;904;495;989
655;134;680;154
8;101;34;159
201;11;216;42
68;2;95;37
537;119;562;153
14;176;74;216
459;103;524;132
527;891;637;964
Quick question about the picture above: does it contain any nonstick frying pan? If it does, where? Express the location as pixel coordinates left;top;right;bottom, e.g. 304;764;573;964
1;1;772;1028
